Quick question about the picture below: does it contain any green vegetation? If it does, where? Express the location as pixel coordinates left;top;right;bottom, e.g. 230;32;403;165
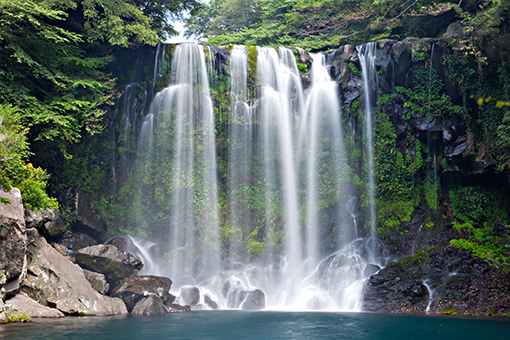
185;0;510;51
3;311;31;323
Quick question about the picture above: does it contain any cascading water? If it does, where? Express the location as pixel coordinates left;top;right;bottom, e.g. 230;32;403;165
135;43;221;288
357;42;378;262
126;43;378;312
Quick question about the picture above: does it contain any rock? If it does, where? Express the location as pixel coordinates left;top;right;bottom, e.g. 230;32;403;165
107;236;137;255
41;218;67;240
166;304;191;312
180;286;200;306
24;208;58;229
76;244;143;286
6;293;64;318
131;296;166;316
60;232;98;257
0;188;27;293
363;264;381;277
241;289;265;310
204;295;219;309
83;269;110;295
51;243;74;262
74;189;108;242
21;229;127;315
58;188;108;243
111;275;172;312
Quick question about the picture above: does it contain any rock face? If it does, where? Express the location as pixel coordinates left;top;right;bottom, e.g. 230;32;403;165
76;244;143;287
83;269;110;295
111;275;172;312
0;188;27;292
131;296;166;316
6;293;64;318
21;229;127;315
363;228;510;316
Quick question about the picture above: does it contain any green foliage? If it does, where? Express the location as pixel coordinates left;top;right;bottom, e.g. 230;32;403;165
348;62;362;77
440;306;457;315
3;311;31;323
450;186;506;224
450;222;510;266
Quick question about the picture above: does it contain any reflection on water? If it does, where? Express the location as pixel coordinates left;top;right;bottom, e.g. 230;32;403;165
1;311;509;340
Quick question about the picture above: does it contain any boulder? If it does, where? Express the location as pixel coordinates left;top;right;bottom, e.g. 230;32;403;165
24;208;58;229
83;269;109;295
111;275;172;312
76;244;143;286
60;232;98;257
6;293;64;318
179;286;200;306
107;236;138;255
21;229;127;315
166;303;191;312
204;295;219;309
241;289;265;310
131;296;166;316
0;188;27;292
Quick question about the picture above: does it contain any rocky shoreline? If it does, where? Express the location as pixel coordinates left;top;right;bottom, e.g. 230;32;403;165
0;187;193;323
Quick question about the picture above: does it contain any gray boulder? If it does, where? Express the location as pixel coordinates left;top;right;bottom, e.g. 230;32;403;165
111;275;172;312
24;208;58;229
6;293;64;318
76;244;143;286
241;289;265;310
83;269;110;295
0;188;27;293
21;229;127;315
166;303;191;312
180;286;200;306
60;232;98;257
131;296;166;316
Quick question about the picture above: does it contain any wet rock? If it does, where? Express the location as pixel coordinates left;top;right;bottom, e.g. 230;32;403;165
204;295;219;309
241;289;265;310
111;275;172;312
363;264;381;277
21;229;127;315
107;236;137;255
59;232;98;257
76;244;143;286
6;293;64;318
83;269;109;295
166;303;191;312
180;286;200;306
0;188;27;291
131;295;166;316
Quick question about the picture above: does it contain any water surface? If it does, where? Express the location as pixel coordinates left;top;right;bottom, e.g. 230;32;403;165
1;311;509;339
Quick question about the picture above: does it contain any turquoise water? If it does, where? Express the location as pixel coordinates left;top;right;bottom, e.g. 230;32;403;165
1;311;509;339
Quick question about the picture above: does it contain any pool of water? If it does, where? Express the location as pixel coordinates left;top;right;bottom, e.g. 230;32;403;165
1;311;509;339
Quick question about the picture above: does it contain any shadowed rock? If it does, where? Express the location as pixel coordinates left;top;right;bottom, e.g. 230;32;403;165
76;244;143;287
111;275;172;312
131;295;166;316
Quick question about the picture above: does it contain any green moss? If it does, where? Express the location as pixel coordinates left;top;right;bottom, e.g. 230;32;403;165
247;45;258;100
3;311;31;323
440;306;457;315
348;62;362;77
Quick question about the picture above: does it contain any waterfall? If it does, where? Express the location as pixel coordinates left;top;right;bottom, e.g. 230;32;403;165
124;43;376;311
357;42;378;261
